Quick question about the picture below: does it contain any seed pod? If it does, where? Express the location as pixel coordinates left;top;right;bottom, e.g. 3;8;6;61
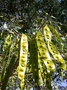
1;34;13;81
43;25;66;70
17;34;28;90
1;37;17;90
48;25;62;43
48;41;66;70
30;35;39;84
36;31;56;72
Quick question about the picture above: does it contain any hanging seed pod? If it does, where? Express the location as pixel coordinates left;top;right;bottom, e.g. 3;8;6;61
48;25;62;43
17;34;28;90
48;41;66;70
30;35;44;86
1;36;17;90
43;25;66;70
30;35;39;84
36;31;56;72
1;34;13;81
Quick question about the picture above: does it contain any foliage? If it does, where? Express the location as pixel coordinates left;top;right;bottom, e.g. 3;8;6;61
0;22;67;90
0;0;67;34
0;0;67;90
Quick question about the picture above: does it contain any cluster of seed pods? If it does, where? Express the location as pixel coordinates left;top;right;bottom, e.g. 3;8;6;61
44;25;66;70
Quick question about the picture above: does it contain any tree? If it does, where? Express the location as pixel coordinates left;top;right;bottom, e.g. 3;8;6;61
0;0;67;90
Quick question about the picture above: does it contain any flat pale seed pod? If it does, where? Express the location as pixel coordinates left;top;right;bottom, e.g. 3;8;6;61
49;25;62;43
17;34;28;89
36;31;56;72
48;41;66;70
